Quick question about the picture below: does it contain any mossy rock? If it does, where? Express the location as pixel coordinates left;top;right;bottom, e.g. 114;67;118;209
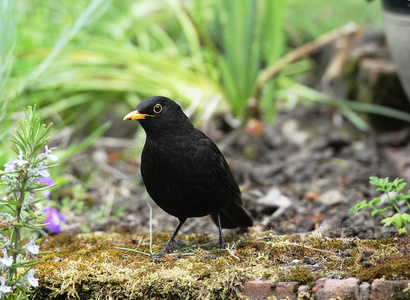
33;231;409;299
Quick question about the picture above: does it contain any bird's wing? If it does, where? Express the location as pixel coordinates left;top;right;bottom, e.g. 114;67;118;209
213;152;243;205
194;131;243;206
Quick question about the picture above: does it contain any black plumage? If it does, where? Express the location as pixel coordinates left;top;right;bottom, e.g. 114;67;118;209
124;96;252;253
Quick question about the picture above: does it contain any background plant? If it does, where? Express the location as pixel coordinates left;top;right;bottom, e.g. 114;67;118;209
2;0;409;239
349;176;410;234
179;0;286;122
0;106;58;299
3;0;394;136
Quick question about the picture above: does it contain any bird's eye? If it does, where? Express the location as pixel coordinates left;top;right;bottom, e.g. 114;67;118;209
153;104;162;114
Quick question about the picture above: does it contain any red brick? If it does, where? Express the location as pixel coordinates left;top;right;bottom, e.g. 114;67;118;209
370;279;410;300
312;278;359;300
273;282;298;300
243;280;275;300
243;280;298;300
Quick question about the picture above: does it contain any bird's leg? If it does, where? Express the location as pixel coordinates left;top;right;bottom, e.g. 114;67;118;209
217;212;226;249
161;217;187;254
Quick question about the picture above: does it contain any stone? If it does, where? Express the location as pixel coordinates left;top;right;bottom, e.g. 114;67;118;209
359;282;370;300
272;282;298;300
243;280;275;300
318;189;347;206
243;280;298;300
297;285;310;299
257;187;293;219
312;278;359;300
370;279;410;300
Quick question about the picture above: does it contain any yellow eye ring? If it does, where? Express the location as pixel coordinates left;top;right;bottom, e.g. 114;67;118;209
153;104;162;114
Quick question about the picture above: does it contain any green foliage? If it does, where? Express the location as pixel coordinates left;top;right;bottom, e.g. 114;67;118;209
278;77;410;131
5;0;399;131
349;177;410;234
215;0;262;117
0;106;58;299
287;0;382;41
0;0;16;161
5;0;287;126
0;0;110;167
184;0;286;120
9;107;52;160
7;0;222;133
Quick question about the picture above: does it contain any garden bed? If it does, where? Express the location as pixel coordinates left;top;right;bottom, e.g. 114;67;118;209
34;231;409;299
39;102;410;299
67;103;403;240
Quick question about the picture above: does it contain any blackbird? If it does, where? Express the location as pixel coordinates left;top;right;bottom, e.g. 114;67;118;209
124;96;253;253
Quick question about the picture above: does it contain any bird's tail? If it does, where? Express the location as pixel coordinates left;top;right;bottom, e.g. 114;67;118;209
211;202;253;229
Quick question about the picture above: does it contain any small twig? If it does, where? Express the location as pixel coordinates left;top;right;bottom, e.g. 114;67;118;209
273;242;337;255
60;266;66;287
282;78;410;123
248;22;361;118
113;246;151;257
112;203;154;257
251;239;338;256
181;243;215;251
147;202;153;255
226;244;240;261
104;185;116;221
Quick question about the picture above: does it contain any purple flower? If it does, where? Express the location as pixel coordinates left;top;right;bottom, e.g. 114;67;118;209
25;269;38;287
3;159;16;173
0;276;11;295
42;208;66;233
35;162;50;178
15;151;28;166
26;237;39;255
39;145;58;162
37;177;54;198
0;248;13;267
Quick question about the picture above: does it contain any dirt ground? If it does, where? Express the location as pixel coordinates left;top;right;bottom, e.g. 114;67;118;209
64;103;405;241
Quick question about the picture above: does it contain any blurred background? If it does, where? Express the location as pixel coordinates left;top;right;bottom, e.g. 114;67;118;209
1;0;409;238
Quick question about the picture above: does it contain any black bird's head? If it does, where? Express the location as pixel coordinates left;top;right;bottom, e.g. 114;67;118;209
123;96;192;136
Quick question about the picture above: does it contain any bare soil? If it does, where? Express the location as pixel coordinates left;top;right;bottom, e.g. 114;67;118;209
63;103;405;240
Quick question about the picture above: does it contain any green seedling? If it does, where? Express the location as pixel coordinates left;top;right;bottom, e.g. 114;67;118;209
349;176;410;234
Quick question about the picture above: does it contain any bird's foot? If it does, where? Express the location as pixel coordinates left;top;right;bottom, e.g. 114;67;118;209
218;236;226;249
163;238;184;253
150;238;184;260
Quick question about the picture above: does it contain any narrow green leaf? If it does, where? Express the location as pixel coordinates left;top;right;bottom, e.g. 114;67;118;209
395;214;403;229
371;210;380;217
369;197;381;205
348;200;368;214
400;213;410;224
369;176;381;186
382;217;394;226
397;182;407;192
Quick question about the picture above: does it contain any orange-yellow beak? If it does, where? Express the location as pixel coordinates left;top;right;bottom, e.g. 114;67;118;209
123;110;153;121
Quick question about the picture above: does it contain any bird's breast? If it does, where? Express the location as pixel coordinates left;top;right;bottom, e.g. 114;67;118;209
140;135;232;218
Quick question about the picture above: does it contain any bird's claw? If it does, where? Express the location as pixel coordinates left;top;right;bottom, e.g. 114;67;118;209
218;236;226;249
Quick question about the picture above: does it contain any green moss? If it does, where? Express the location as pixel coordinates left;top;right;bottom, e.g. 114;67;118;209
33;231;408;299
356;253;410;281
284;267;315;285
